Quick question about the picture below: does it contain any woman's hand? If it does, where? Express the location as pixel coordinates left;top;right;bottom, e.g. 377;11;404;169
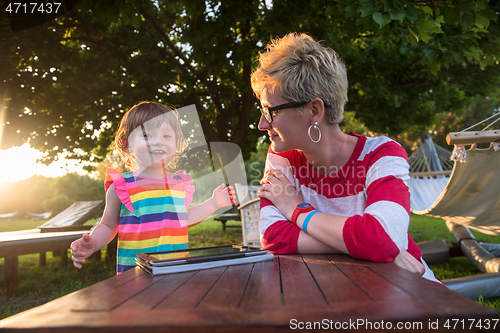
258;169;304;221
393;250;425;276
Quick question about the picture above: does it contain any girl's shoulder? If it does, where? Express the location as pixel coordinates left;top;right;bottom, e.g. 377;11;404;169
104;168;135;213
105;168;125;191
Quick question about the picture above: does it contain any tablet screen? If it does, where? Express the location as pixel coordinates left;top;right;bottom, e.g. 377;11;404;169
141;245;259;263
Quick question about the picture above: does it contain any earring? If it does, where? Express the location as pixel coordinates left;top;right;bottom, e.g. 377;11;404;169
308;122;321;143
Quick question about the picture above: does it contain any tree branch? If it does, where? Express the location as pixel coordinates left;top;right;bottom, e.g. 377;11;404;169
138;1;196;75
66;12;128;62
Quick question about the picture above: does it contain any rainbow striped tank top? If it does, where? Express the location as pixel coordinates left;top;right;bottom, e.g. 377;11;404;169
105;168;195;274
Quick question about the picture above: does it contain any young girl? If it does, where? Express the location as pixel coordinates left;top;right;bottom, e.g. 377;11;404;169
71;101;236;273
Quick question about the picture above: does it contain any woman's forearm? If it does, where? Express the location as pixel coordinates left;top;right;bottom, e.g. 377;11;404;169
297;230;343;254
296;211;349;253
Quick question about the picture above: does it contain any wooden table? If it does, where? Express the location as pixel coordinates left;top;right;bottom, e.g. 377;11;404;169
0;229;118;297
0;229;88;296
1;254;497;332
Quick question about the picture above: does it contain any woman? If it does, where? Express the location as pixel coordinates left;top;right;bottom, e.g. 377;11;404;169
251;33;439;282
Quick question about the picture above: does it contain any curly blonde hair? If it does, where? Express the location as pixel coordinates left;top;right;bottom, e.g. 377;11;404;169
251;33;348;124
114;101;188;170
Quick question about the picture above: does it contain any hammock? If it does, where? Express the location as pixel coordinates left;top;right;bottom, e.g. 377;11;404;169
26;210;53;220
407;113;500;282
0;211;17;219
411;146;500;235
408;113;500;235
407;134;453;213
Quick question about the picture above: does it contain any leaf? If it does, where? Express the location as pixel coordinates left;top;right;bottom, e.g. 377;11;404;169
423;49;435;63
408;27;419;44
131;15;142;29
389;8;406;22
373;12;391;28
325;5;336;16
421;6;433;16
460;12;475;29
479;9;499;22
344;5;356;18
475;13;490;28
424;19;442;33
452;52;465;64
443;7;461;25
360;5;375;17
406;6;419;22
384;0;395;12
417;26;431;43
459;2;475;14
476;0;487;10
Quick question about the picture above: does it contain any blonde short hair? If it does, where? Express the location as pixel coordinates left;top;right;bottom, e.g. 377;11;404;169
251;33;348;124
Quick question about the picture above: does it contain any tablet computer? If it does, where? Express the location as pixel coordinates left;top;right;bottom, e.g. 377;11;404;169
137;245;268;266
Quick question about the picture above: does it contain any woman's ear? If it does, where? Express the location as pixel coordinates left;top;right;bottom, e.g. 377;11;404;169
309;98;326;124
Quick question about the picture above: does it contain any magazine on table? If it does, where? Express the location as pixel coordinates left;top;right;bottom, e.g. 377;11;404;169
136;245;274;275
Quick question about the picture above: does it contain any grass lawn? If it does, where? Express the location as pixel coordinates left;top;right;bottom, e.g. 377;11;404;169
1;214;499;319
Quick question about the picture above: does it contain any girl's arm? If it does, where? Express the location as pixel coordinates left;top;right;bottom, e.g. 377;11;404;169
90;184;121;249
70;184;120;268
187;184;235;226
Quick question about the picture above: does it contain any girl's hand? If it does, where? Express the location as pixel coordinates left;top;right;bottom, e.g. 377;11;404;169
258;169;304;221
70;233;96;269
212;184;236;208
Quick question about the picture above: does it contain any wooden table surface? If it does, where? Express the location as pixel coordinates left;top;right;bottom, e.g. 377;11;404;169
1;254;497;332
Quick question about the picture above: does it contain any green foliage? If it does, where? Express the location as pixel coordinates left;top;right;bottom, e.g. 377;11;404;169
0;173;104;215
0;0;499;163
430;92;500;149
340;111;370;135
42;194;73;214
244;138;269;186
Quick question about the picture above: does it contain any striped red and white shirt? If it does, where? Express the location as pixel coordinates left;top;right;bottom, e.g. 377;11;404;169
260;132;439;282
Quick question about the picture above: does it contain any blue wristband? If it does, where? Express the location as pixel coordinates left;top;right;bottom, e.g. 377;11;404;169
302;210;321;233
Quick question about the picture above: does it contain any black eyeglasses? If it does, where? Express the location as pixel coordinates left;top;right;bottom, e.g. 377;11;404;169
260;101;310;124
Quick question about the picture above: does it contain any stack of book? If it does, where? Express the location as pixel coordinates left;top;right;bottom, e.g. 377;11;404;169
136;245;274;275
